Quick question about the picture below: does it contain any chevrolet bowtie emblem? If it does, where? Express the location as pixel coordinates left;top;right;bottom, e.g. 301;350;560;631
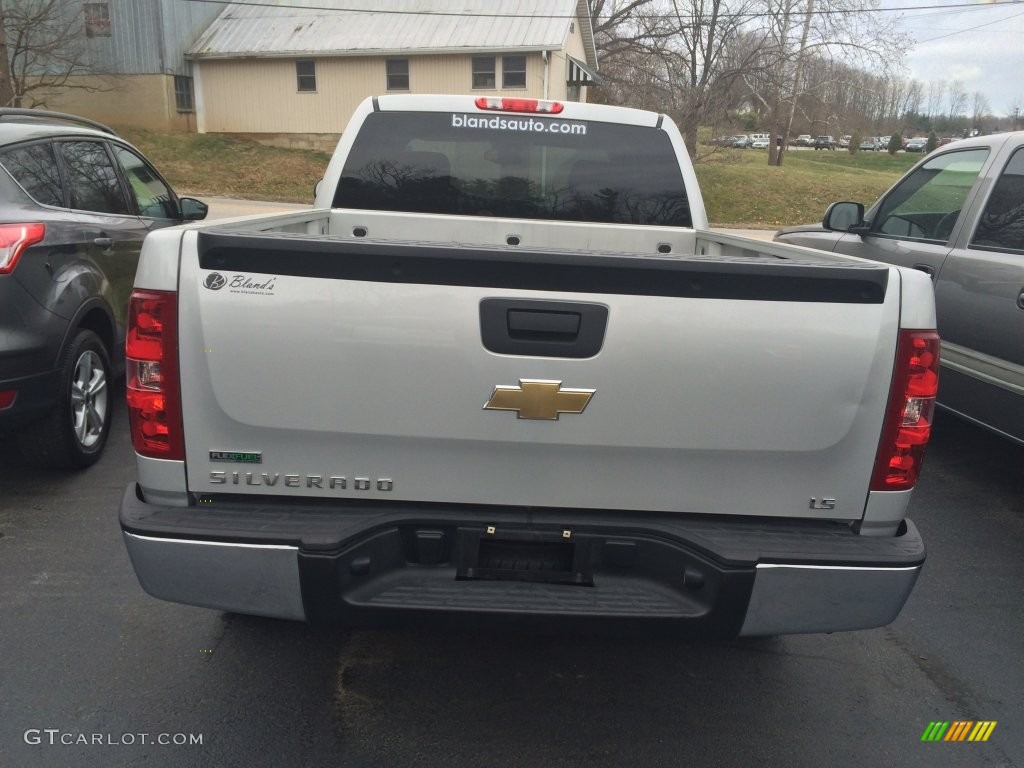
483;379;595;420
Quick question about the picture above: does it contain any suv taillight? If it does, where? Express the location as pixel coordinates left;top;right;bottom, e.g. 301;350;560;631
126;289;183;460
0;223;45;274
870;330;940;491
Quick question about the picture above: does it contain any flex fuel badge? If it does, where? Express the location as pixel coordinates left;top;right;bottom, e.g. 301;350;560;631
209;451;262;464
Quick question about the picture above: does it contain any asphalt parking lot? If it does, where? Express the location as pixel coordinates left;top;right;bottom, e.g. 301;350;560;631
1;400;1021;767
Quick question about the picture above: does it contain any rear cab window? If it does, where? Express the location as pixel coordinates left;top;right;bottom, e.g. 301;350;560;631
333;111;692;227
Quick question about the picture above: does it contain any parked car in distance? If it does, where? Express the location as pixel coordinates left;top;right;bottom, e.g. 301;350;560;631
774;131;1024;444
839;135;852;148
905;136;929;152
731;134;751;148
859;137;877;151
878;136;891;150
794;134;813;146
709;135;735;147
814;135;836;150
0;109;208;468
750;137;770;149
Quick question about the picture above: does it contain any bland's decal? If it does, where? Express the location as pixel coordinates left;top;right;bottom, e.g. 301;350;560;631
203;272;276;296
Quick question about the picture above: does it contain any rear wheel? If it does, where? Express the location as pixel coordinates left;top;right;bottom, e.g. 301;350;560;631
18;329;113;469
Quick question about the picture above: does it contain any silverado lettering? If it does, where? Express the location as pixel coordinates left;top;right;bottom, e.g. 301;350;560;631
208;472;392;491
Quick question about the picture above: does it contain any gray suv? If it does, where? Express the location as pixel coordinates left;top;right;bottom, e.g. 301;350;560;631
0;109;206;467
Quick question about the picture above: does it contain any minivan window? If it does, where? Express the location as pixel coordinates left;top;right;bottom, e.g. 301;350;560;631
0;142;64;207
971;147;1024;253
333;111;692;227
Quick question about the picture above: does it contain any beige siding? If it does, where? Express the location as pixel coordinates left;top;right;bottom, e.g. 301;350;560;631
398;52;550;99
197;52;565;134
566;18;588;62
558;18;591;103
33;75;197;132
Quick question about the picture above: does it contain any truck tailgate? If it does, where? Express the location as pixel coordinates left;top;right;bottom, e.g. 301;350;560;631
177;229;898;521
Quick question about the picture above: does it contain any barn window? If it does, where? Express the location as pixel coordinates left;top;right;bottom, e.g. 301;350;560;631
174;76;194;112
472;57;495;90
296;60;317;92
386;59;409;91
502;56;526;88
84;3;111;38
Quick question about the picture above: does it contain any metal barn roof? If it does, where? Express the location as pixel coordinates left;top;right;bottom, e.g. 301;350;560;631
188;0;599;69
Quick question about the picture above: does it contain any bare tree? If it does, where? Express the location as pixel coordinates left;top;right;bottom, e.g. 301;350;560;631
589;2;676;117
590;0;671;59
657;0;764;154
742;0;908;166
0;0;108;108
590;0;765;156
903;79;923;119
970;91;989;129
588;1;939;155
0;7;13;107
924;79;945;121
946;79;967;124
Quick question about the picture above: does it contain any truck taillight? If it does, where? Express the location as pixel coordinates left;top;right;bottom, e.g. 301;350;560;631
870;330;940;491
0;223;45;274
474;97;564;114
126;289;183;460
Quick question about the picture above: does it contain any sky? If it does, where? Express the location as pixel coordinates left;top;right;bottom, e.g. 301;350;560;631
880;0;1024;118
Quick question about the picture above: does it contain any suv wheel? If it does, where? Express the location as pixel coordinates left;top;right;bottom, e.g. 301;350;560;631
18;329;113;469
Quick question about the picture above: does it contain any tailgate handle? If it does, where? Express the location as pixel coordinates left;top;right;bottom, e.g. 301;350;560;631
481;299;607;358
507;309;581;340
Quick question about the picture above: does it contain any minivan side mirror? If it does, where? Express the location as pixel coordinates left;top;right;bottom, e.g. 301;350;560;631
180;197;209;221
823;201;865;233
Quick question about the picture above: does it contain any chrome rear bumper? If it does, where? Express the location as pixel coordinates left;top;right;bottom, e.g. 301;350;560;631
120;484;924;636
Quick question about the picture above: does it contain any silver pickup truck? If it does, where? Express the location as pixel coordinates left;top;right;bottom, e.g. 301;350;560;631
119;95;937;638
776;132;1023;445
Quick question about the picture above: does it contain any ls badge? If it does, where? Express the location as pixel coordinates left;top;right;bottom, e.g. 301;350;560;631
483;379;595;420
